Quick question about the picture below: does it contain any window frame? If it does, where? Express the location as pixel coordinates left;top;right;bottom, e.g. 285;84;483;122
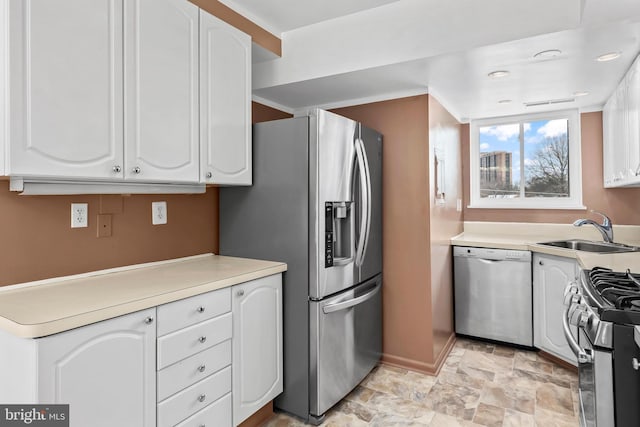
469;109;584;210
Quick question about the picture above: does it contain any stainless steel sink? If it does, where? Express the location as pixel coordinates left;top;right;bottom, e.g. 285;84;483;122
537;239;640;253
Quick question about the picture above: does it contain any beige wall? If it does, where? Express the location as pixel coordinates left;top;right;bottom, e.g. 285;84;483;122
0;187;218;287
333;94;460;373
0;102;290;288
463;111;640;224
252;102;293;123
428;96;462;362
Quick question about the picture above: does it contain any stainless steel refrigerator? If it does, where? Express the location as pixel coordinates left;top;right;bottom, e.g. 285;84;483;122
219;109;382;424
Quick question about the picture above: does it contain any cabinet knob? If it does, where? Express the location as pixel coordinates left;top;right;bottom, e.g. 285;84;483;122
196;306;205;313
133;166;141;174
237;290;245;297
199;336;207;343
198;364;206;373
144;316;154;324
198;394;206;403
206;172;212;179
633;358;640;371
539;261;544;266
112;165;122;173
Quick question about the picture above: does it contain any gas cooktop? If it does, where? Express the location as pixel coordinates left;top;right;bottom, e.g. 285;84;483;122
584;267;640;324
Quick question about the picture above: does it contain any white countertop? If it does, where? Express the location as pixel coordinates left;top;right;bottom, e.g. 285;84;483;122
0;254;287;338
451;222;640;272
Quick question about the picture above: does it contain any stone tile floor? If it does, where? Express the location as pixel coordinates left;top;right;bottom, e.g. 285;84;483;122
263;337;579;426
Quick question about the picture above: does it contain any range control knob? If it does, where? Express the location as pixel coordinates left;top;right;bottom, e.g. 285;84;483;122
570;306;590;328
564;293;582;307
563;283;579;298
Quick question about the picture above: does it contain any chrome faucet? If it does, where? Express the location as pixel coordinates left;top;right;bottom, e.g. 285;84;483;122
573;210;614;243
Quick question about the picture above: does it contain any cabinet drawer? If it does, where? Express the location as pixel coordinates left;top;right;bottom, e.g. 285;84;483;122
157;339;231;402
174;392;232;427
157;287;231;336
157;366;231;427
157;313;232;369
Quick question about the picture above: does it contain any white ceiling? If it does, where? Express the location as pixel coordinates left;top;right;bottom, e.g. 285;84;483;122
223;0;640;121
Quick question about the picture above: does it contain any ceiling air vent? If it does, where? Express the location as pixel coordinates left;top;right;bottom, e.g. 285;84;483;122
524;98;575;107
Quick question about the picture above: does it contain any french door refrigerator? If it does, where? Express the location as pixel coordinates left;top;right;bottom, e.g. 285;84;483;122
219;109;382;424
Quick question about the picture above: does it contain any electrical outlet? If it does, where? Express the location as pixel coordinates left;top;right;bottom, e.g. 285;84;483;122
71;203;88;228
152;201;167;225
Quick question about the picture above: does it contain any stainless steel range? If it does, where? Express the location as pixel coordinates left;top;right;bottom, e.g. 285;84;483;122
564;267;640;427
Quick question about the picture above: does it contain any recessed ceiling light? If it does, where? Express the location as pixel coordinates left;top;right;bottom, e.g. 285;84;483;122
488;70;510;79
573;91;589;97
534;49;562;59
596;52;621;62
497;99;512;104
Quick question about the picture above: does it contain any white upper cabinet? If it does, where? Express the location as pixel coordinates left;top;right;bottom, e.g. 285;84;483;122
124;0;200;182
1;0;252;189
6;0;124;179
200;11;252;185
603;54;640;187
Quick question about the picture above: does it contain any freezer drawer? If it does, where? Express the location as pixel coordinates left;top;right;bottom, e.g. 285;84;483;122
309;274;382;418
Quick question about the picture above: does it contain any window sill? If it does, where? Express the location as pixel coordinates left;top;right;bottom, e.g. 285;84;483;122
468;201;587;210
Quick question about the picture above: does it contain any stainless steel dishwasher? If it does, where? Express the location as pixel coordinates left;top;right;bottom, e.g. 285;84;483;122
453;246;533;347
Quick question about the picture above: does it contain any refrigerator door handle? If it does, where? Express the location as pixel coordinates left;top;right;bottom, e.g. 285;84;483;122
322;281;382;314
354;138;371;267
358;137;373;266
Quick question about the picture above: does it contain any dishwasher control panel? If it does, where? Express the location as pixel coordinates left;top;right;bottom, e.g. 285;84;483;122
452;246;532;262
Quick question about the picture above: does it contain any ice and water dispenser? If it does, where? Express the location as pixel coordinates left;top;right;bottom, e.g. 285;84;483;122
325;201;354;267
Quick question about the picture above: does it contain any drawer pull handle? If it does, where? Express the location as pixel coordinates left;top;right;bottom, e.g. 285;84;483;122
198;364;206;373
198;394;206;403
144;316;154;324
197;306;205;313
199;336;207;343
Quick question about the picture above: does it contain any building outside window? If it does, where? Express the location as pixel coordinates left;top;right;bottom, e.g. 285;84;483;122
469;110;584;209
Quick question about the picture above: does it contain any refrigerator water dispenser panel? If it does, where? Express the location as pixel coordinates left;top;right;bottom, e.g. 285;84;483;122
325;201;353;268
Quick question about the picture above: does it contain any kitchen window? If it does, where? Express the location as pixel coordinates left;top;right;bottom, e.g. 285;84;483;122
469;110;584;209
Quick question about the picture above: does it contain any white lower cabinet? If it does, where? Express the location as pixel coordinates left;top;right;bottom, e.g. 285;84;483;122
232;274;283;426
0;308;157;427
0;273;283;427
533;253;578;366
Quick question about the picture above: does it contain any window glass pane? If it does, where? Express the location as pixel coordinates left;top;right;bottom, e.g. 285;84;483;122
478;123;520;199
523;119;569;198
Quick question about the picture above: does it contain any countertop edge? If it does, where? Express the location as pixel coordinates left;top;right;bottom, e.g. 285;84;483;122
1;261;287;339
450;235;580;259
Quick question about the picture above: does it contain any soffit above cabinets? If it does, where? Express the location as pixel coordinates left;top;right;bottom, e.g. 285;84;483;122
226;0;640;120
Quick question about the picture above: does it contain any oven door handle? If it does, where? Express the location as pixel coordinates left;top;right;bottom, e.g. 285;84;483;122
562;306;592;364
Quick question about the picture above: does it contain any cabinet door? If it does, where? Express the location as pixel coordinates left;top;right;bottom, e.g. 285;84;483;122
200;11;252;185
627;58;640;182
232;274;283;425
37;309;156;427
533;253;577;366
603;96;616;187
8;0;124;179
124;0;199;182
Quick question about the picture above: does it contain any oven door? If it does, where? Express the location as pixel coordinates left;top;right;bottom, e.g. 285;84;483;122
577;328;614;427
563;305;614;427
